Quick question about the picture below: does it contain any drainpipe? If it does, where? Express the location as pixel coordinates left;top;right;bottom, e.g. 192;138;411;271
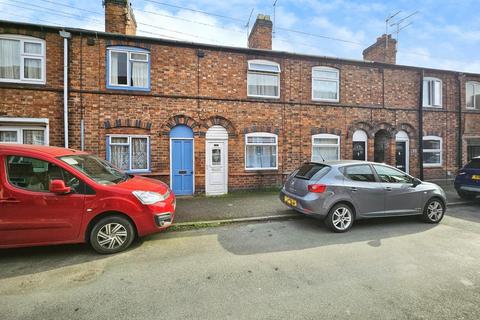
419;70;424;180
457;74;463;168
59;30;71;148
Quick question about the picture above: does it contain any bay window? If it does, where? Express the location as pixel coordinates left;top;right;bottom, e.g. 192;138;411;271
245;132;278;170
423;77;442;108
423;136;442;166
107;47;150;90
0;35;45;84
107;135;150;172
312;134;340;161
312;66;339;102
247;60;280;98
466;81;480;110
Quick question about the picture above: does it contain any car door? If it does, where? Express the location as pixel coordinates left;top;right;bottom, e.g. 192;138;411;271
342;164;385;216
0;154;86;246
372;164;422;216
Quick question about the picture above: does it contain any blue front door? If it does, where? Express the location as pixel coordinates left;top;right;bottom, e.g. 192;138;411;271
171;139;194;195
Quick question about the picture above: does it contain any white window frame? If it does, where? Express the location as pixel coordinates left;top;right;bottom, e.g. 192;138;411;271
107;134;150;173
0;34;46;84
311;66;340;102
312;133;340;161
247;60;280;99
423;135;442;167
423;77;443;108
245;132;278;170
466;81;480;110
107;47;150;90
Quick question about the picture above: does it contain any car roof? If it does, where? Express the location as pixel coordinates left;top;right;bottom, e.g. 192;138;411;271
0;144;88;158
310;160;393;167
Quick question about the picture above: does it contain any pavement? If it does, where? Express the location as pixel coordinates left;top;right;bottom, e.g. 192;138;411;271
1;204;480;319
174;181;478;224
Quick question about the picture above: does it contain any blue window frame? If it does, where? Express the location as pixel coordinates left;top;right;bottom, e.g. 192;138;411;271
106;46;150;91
106;135;151;173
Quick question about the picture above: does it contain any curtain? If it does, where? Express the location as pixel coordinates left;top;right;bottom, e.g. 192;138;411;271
131;61;148;88
313;146;339;161
110;52;128;85
246;145;276;169
110;145;129;170
131;138;148;170
247;73;278;96
0;39;20;79
313;80;337;100
24;58;42;80
0;131;18;142
23;130;45;145
24;42;41;54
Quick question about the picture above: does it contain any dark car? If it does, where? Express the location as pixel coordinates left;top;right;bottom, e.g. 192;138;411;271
455;157;480;200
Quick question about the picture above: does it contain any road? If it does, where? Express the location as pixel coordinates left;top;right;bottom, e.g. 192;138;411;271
1;205;480;319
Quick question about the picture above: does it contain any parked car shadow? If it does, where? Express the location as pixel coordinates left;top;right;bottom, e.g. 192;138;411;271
0;240;144;280
213;215;438;256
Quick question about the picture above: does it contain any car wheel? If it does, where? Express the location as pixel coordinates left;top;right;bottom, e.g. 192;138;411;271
325;203;354;233
457;190;476;200
422;198;445;224
90;216;135;254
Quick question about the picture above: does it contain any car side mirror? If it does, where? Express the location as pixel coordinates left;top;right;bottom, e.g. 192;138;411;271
412;178;422;187
49;179;71;194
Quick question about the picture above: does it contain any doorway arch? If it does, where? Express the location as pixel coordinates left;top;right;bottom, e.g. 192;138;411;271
395;130;409;173
352;130;368;161
205;125;228;195
374;130;390;164
170;125;194;195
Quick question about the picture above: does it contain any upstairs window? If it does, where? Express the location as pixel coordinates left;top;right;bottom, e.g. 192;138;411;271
423;77;442;108
0;35;45;84
423;136;442;167
245;132;278;170
312;134;340;161
107;47;150;91
466;81;480;109
107;135;150;173
312;66;339;102
247;60;280;99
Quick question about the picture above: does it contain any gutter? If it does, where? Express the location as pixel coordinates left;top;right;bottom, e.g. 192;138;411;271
59;30;71;148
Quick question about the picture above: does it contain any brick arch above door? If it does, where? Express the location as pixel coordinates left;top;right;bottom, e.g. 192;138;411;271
395;123;416;139
160;115;201;136
103;118;152;130
203;116;237;137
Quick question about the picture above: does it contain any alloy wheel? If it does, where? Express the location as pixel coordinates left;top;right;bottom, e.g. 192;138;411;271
427;201;444;222
96;223;128;250
332;207;352;231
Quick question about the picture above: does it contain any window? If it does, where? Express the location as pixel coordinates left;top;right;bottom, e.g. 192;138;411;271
295;163;329;180
247;60;280;98
312;66;339;102
6;156;86;193
0;35;45;84
312;134;340;161
245;132;278;170
107;47;150;90
466;81;480;110
0;127;46;145
352;130;368;161
423;77;442;108
107;135;150;172
344;165;376;182
423;136;442;167
373;164;414;184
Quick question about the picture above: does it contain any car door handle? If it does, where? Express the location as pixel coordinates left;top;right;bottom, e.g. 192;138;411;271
0;198;20;203
385;187;392;191
350;187;358;192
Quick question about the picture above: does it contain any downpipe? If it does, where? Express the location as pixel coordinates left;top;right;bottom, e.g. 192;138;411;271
59;30;71;148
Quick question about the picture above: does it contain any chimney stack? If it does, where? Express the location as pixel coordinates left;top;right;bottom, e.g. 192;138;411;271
104;0;137;35
248;14;273;50
362;34;397;64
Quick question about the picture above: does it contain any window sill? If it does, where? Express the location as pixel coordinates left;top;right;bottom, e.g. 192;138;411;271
106;85;150;92
423;164;442;168
245;168;278;171
422;105;443;109
312;98;339;103
0;79;46;85
247;95;280;100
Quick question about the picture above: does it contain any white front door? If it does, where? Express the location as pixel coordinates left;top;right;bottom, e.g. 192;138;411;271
206;140;228;195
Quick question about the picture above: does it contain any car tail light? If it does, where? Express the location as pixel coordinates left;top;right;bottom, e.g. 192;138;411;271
308;184;327;193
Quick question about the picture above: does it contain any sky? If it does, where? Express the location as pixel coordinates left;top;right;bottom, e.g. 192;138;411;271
0;0;479;72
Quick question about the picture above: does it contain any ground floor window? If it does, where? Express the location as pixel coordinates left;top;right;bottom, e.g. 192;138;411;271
245;132;278;170
423;136;442;166
0;127;46;145
107;135;150;173
312;134;340;161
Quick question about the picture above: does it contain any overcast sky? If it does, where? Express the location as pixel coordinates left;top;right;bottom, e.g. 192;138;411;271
1;0;479;72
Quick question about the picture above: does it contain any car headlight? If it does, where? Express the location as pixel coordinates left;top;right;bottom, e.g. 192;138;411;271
132;190;170;205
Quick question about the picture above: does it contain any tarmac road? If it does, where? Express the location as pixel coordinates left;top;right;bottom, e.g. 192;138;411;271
1;204;480;319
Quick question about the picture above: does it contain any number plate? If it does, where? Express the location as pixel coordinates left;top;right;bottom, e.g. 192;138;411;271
472;175;480;180
284;196;297;207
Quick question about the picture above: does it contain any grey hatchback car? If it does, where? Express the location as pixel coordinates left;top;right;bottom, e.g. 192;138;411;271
280;161;447;232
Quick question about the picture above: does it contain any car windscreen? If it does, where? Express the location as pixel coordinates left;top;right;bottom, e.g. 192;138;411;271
294;163;330;180
60;154;129;185
466;159;480;169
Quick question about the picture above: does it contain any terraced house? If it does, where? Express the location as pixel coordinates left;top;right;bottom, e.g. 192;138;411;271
1;0;480;195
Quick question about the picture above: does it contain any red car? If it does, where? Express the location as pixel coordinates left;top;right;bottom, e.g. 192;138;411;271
0;144;175;254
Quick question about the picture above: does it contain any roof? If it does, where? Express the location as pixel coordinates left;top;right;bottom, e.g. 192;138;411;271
0;144;87;157
1;19;479;77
